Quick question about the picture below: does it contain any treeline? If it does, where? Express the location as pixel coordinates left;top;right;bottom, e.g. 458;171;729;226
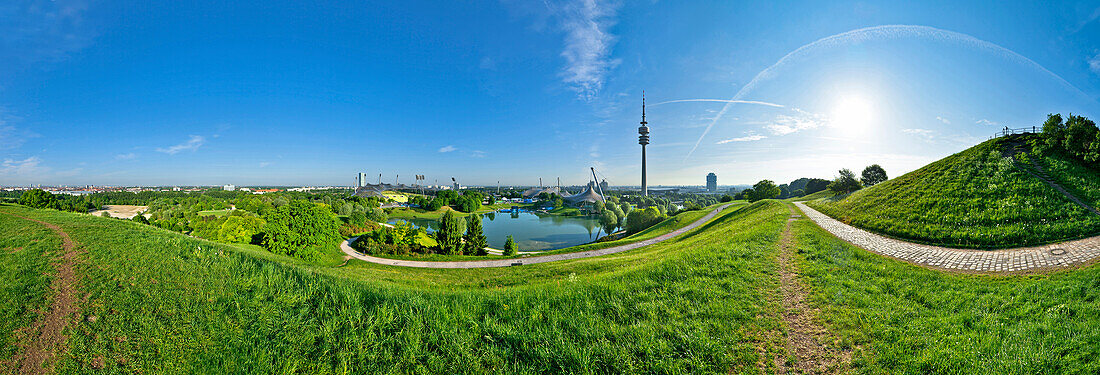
407;190;489;213
1031;113;1099;164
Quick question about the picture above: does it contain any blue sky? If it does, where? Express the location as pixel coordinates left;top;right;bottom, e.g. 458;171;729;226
1;0;1098;187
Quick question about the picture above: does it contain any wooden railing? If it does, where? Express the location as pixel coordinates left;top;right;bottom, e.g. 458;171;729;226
990;126;1038;139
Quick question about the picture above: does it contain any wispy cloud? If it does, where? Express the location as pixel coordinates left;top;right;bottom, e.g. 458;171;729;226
1089;51;1100;75
902;128;936;142
556;0;619;102
259;162;272;168
438;145;457;153
0;156;45;175
716;134;767;144
651;99;785;108
156;135;205;155
470;150;486;158
766;112;827;135
0;0;94;69
976;119;999;126
115;153;136;160
936;116;951;124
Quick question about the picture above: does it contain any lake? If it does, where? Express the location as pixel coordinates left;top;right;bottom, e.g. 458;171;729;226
388;211;604;251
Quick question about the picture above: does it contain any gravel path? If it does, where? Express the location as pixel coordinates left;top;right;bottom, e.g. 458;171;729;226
341;203;735;268
794;202;1100;273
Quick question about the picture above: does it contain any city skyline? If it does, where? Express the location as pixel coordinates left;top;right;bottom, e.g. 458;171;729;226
1;1;1099;186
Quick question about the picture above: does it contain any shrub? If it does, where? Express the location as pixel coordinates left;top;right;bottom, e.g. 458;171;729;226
464;214;488;255
261;200;341;261
720;195;733;202
218;215;265;244
436;210;464;255
18;189;58;209
503;235;518;256
827;169;862;195
626;207;665;234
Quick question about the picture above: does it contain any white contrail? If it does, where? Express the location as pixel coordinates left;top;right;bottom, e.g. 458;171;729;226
684;24;1098;160
650;99;785;108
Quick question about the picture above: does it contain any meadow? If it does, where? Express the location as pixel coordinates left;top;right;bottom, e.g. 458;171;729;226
807;138;1100;248
0;214;56;369
790;213;1100;374
0;202;790;373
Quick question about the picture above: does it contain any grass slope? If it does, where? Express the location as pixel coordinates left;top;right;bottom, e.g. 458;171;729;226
790;211;1100;374
0;214;56;366
0;202;789;373
807;138;1100;248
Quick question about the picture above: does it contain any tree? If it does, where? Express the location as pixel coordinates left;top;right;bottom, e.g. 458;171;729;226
435;210;464;255
599;209;618;236
260;200;342;261
804;178;830;194
503;235;518;256
464;214;488;255
827;169;862;195
131;214;149;225
218;215;266;244
778;184;791;199
18;189;57;209
747;180;780;202
861;164;888;186
720;194;733;202
348;211;368;226
626;207;665;234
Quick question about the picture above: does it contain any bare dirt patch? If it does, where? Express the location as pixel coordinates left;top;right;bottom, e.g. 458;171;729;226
88;205;148;219
773;204;849;374
2;211;83;375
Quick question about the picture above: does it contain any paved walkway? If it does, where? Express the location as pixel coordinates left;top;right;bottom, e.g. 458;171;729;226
794;202;1100;273
341;203;735;268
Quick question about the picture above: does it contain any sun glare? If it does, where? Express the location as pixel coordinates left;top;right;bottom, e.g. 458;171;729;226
831;96;876;135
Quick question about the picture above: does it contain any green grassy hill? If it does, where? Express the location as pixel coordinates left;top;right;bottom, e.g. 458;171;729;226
807;137;1100;248
3;201;1100;373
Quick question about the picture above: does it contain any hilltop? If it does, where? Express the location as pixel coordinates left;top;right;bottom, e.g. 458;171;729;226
807;134;1100;248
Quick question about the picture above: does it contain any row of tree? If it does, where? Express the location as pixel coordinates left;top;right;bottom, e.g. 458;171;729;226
1033;113;1099;163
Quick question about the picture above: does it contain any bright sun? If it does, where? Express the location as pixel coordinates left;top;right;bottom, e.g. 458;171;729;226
831;96;875;134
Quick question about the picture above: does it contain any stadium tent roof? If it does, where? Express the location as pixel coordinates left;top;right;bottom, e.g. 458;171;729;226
564;184;605;204
522;186;563;198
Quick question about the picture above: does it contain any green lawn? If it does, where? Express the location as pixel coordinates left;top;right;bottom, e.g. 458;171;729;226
807;138;1100;248
197;209;232;217
0;213;56;365
790;207;1100;374
1033;149;1100;210
0;201;788;373
6;200;1100;373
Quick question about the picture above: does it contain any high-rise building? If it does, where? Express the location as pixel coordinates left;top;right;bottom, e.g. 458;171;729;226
599;179;609;192
706;173;717;192
357;172;367;187
638;92;649;196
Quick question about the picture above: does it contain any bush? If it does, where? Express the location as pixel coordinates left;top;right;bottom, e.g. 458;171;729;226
827;169;862;195
464;214;488;255
18;189;58;209
436;210;464;255
503;235;518;256
339;221;380;237
218;215;265;244
720;195;733;202
626;207;665;234
261;200;341;261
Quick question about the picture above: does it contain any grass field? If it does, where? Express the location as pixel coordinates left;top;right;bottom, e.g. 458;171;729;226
0;201;788;373
0;214;56;366
789;210;1100;374
197;209;232;217
5;199;1100;373
807;138;1100;248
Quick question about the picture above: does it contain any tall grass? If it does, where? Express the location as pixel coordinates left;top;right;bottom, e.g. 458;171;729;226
807;139;1100;248
0;213;56;365
2;201;789;373
791;214;1100;374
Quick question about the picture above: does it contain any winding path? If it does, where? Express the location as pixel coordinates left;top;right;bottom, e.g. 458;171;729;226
341;203;735;268
794;202;1100;273
1;210;82;374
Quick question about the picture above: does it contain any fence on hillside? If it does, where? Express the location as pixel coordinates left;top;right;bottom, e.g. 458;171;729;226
990;126;1038;140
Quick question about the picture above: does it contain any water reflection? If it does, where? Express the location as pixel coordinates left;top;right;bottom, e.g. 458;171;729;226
389;211;602;251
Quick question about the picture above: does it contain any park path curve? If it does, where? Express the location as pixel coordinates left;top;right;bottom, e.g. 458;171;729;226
794;202;1100;273
1;210;82;375
341;203;735;268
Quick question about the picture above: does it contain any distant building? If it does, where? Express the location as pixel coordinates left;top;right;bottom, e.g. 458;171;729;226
357;172;367;187
599;179;609;192
223;184;235;191
706;173;717;192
